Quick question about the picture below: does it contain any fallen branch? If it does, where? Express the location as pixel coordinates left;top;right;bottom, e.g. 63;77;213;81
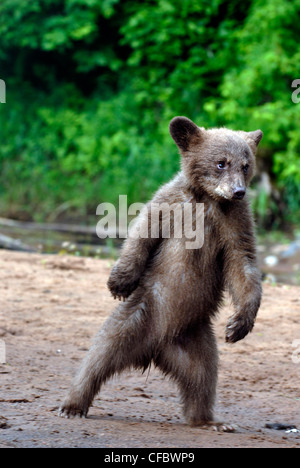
0;216;119;239
0;233;36;253
0;217;96;235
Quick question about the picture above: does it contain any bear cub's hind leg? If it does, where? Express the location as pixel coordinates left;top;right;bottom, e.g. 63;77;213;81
59;301;150;418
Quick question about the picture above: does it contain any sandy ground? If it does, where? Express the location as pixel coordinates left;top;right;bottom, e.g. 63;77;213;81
0;249;299;448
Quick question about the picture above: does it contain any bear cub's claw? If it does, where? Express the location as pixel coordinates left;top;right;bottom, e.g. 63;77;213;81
58;404;88;419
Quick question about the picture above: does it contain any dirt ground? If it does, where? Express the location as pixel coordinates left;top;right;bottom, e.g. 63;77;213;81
0;250;299;448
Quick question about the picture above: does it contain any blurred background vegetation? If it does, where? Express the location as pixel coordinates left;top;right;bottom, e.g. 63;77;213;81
0;0;299;232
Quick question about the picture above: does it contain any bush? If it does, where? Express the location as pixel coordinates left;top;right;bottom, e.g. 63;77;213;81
0;0;299;226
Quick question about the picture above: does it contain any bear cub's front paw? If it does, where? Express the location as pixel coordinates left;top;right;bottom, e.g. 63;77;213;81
107;265;141;301
225;314;255;343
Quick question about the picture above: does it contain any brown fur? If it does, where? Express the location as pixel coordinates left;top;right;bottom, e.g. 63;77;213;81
59;117;263;426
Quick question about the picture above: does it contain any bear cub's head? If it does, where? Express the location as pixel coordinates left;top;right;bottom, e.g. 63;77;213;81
169;116;263;202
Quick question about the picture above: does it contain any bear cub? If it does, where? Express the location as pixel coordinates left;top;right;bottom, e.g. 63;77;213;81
59;116;263;429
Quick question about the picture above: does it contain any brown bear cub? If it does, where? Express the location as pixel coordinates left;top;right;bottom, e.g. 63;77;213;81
59;117;263;428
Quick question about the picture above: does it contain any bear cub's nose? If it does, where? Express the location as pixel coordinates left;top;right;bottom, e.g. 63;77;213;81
233;188;246;200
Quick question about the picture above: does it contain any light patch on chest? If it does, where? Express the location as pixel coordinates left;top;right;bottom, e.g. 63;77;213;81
205;203;214;216
152;281;165;306
244;263;256;278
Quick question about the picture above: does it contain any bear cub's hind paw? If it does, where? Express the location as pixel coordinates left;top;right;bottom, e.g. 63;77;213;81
58;399;89;419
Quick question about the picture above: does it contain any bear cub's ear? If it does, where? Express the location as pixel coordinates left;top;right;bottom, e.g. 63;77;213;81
169;116;203;152
246;130;263;149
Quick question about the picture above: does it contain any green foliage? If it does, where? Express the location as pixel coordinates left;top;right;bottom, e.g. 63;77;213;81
0;0;299;225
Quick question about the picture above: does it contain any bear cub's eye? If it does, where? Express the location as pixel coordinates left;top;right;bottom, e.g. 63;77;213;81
243;164;249;174
217;161;226;170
